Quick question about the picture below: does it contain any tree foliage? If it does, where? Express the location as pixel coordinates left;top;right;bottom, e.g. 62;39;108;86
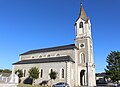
0;69;11;73
0;69;3;73
105;51;120;82
29;67;39;80
15;69;23;78
29;67;39;85
49;71;57;80
3;69;12;73
15;69;23;83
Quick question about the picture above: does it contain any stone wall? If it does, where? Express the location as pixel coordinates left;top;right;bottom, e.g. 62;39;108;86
0;84;17;87
20;49;75;61
13;62;74;86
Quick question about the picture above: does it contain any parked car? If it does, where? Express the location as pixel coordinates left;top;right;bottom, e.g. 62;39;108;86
118;83;120;86
52;82;70;87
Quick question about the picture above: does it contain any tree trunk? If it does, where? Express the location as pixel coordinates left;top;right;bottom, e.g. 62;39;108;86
32;79;35;86
50;79;53;86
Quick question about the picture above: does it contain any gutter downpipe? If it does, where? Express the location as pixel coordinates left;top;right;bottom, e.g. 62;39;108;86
86;62;88;86
65;61;67;83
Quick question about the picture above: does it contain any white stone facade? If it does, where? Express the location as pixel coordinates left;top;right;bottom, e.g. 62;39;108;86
12;4;96;87
13;62;74;86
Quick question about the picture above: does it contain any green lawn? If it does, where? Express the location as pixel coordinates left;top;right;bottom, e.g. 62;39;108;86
18;84;51;87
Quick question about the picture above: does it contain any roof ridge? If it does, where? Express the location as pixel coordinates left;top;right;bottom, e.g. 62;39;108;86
20;44;75;55
30;44;75;51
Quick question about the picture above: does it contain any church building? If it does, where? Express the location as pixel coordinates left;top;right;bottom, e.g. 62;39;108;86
12;4;96;87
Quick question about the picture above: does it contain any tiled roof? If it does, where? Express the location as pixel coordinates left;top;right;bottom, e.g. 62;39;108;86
96;73;106;77
12;56;75;65
20;44;75;55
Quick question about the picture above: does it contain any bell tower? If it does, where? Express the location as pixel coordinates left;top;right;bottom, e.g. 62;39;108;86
74;3;96;86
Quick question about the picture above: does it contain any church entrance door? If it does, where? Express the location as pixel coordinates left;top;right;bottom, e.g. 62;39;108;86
80;70;85;86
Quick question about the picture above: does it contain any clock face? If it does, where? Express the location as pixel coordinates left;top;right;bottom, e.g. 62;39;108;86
79;43;85;49
80;44;84;48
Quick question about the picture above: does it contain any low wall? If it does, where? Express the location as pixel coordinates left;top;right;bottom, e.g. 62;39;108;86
0;83;17;87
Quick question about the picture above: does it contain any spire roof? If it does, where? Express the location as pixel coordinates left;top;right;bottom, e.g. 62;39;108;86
79;3;88;21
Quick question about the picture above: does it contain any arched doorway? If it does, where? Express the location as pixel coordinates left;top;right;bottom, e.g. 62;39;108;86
80;70;85;86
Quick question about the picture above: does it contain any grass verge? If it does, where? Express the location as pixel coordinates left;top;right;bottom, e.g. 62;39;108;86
18;84;51;87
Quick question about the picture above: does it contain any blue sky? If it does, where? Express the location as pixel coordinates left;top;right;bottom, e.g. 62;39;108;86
0;0;120;73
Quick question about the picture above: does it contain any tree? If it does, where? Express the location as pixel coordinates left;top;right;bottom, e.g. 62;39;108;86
49;70;57;86
29;67;39;85
3;69;12;73
49;71;57;80
105;51;120;83
15;69;23;83
0;69;3;73
0;69;11;73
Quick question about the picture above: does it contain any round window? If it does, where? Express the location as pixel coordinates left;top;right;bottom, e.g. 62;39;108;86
80;44;84;48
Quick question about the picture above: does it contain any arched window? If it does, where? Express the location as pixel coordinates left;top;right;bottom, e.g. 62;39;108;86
40;69;43;78
56;54;60;56
79;22;83;28
50;69;53;73
49;69;53;79
47;54;50;57
61;69;64;78
32;56;34;58
23;69;26;77
81;53;85;63
39;55;42;58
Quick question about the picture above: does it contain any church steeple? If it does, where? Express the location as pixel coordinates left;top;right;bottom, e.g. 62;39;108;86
74;3;96;86
75;3;91;38
79;3;88;21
